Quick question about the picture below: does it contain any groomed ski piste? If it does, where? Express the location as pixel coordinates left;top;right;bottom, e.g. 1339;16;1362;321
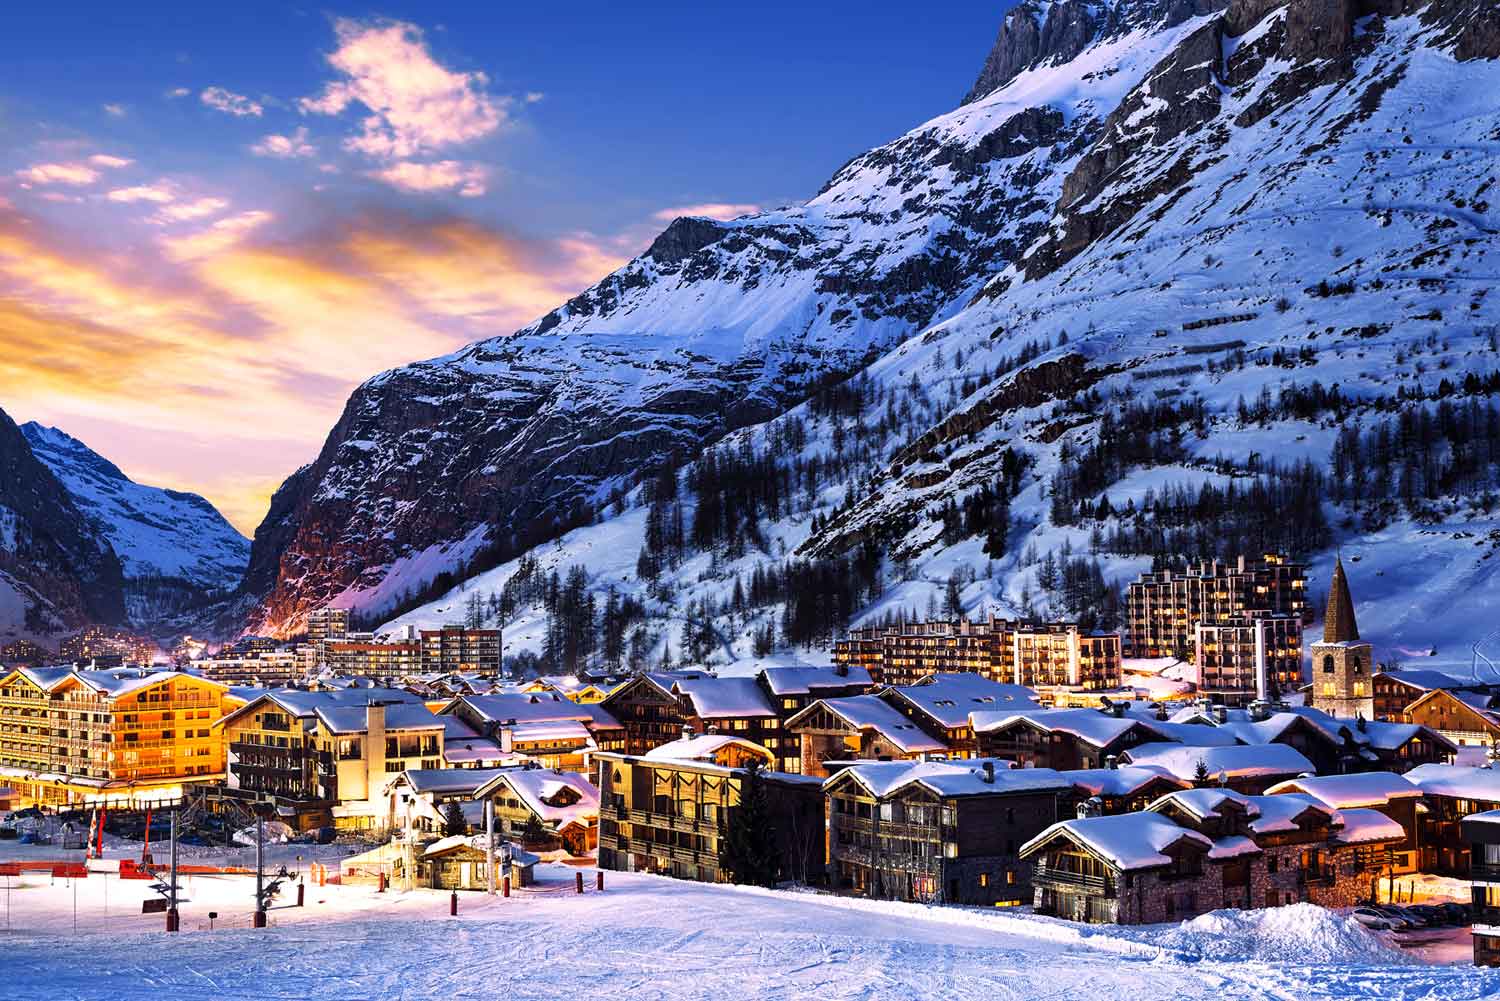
0;838;1489;1000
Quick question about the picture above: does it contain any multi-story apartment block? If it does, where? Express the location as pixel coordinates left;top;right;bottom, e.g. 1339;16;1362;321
322;639;422;677
595;734;824;884
420;626;502;674
0;667;229;807
194;649;303;687
1124;554;1307;659
1193;612;1304;706
833;617;1121;692
826;758;1071;905
306;607;351;645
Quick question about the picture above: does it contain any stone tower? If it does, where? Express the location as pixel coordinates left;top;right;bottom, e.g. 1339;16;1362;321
1309;558;1374;719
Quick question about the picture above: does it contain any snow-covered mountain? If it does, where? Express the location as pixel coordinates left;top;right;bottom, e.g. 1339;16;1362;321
20;423;249;631
0;407;125;640
267;0;1500;678
242;0;1229;636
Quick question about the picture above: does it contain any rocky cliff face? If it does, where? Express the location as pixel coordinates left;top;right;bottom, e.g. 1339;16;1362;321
0;408;125;637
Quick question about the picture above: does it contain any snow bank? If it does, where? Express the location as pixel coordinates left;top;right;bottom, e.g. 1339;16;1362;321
232;821;294;847
1148;904;1394;963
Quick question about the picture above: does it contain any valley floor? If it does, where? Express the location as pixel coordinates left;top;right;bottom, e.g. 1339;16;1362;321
0;840;1491;1001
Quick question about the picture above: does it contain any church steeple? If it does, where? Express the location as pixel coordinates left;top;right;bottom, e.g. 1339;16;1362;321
1323;557;1360;643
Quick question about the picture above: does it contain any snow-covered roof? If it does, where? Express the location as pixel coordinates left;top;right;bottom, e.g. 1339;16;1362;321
1023;812;1213;871
1332;807;1407;846
672;677;777;719
1376;669;1477;692
642;734;772;765
315;702;444;734
457;693;622;730
441;739;514;766
832;758;1068;799
68;669;224;698
971;708;1145;747
886;673;1040;728
1135;720;1242;747
1265;772;1423;809
506;719;594;743
1242;793;1335;835
793;695;947;753
476;768;600;827
1060;765;1188;798
393;767;512;796
1150;788;1257;823
1403;764;1500;802
1122;743;1315;782
760;665;872;695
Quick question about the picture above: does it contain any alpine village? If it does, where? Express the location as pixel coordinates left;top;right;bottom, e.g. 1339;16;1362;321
4;0;1500;996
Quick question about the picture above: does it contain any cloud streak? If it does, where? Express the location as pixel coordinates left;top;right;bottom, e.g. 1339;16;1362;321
201;86;263;117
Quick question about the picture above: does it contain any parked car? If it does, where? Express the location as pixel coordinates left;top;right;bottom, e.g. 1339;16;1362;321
1440;901;1471;925
1407;904;1448;927
1350;907;1391;931
1370;905;1419;930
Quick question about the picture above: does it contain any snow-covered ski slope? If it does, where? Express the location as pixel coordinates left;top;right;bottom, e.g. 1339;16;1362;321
2;866;1490;1000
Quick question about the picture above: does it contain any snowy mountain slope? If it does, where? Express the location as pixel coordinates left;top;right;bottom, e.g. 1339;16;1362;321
243;0;1225;638
381;0;1500;679
0;407;125;640
21;423;249;630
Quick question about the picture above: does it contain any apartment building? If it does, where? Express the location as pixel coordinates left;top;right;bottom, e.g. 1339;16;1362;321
1124;554;1307;659
306;607;351;644
1193;612;1304;706
833;617;1121;692
0;667;229;807
194;649;303;687
421;626;502;674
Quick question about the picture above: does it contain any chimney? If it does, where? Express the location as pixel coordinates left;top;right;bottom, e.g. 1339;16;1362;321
982;761;995;784
1105;754;1118;771
1155;704;1169;722
1249;700;1271;722
366;702;387;795
681;724;695;740
1111;702;1126;719
1076;796;1102;819
500;726;514;755
707;724;719;736
1213;705;1228;724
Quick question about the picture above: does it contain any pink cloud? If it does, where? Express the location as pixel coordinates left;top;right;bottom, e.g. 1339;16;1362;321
106;184;175;204
201;86;263;117
158;209;274;261
152;197;230;224
653;203;761;222
88;154;133;169
17;162;100;186
251;127;316;159
299;18;506;159
368;160;488;197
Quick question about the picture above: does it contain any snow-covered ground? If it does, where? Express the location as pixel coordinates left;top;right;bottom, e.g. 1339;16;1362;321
0;838;1491;999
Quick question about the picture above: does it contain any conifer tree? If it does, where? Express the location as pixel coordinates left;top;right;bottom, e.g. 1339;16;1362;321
720;760;779;888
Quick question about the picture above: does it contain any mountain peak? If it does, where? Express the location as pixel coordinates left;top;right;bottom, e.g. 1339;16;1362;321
21;421;129;483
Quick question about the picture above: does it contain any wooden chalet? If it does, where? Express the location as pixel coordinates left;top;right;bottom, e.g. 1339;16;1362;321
971;709;1158;771
784;694;947;778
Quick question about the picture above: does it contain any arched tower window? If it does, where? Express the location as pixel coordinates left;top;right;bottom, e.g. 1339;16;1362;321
1352;656;1363;675
1322;655;1335;674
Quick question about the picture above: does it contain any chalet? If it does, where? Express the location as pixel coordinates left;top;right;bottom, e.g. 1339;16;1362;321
383;767;511;835
1021;789;1401;924
759;666;873;770
784;694;947;778
314;702;448;830
672;676;788;766
1120;742;1316;794
825;759;1071;905
474;765;600;854
1404;764;1500;874
412;836;538;891
596;672;716;756
971;709;1159;771
1266;771;1426;873
1372;669;1500;723
1405;688;1500;748
595;734;824;884
1461;809;1500;966
880;674;1041;757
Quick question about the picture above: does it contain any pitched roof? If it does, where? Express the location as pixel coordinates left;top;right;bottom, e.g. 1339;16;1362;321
642;734;772;765
1060;765;1189;798
1022;812;1212;871
760;665;872;695
793;695;947;754
1323;557;1360;643
829;758;1067;799
1265;771;1423;809
1375;669;1479;692
672;677;777;719
970;709;1146;748
886;673;1040;728
315;702;444;734
1122;742;1315;782
456;693;621;729
476;768;599;826
393;767;512;796
1403;764;1500;802
1332;807;1407;845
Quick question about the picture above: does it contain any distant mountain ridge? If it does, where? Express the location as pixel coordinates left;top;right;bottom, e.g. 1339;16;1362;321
20;422;250;634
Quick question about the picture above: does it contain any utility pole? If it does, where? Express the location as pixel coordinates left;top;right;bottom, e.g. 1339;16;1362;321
485;798;496;895
253;813;267;928
166;809;180;933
